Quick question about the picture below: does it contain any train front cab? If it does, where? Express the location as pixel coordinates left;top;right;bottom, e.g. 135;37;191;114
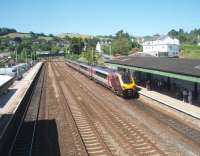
118;71;138;98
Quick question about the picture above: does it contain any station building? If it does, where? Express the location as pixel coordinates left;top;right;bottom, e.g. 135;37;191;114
105;57;200;104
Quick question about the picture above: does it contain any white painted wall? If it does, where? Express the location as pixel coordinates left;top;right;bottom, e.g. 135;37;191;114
142;36;180;57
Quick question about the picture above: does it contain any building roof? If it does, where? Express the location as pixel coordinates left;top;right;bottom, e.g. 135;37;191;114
106;57;200;78
128;52;155;57
0;75;13;87
142;35;179;44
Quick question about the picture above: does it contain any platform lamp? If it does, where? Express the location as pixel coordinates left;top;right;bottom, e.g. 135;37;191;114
109;41;112;58
15;48;19;78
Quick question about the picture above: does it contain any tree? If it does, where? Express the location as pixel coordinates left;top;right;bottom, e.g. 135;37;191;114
83;50;93;64
69;37;84;54
85;37;99;48
51;46;61;53
178;34;187;43
168;29;178;38
116;30;130;39
179;28;184;34
40;33;45;36
14;37;22;43
110;30;133;55
168;28;200;44
112;37;132;55
0;27;17;36
49;34;54;37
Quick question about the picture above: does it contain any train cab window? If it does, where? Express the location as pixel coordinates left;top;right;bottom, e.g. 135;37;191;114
121;72;132;83
96;71;107;79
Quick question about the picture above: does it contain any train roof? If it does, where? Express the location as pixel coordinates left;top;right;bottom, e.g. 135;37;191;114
66;59;122;74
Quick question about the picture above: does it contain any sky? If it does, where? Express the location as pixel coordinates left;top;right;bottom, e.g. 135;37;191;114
0;0;200;36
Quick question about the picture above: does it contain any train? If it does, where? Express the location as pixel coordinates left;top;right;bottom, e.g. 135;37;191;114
65;59;138;98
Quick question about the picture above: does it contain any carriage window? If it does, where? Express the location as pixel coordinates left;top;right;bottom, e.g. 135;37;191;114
80;65;88;71
96;71;107;79
121;72;132;83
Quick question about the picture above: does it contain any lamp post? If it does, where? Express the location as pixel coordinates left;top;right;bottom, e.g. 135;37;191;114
109;41;112;58
15;48;19;78
91;47;94;65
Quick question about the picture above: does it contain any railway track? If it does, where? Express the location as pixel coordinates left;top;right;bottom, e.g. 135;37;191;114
4;61;199;156
4;64;46;156
51;62;112;156
62;60;200;155
53;62;167;156
133;100;200;145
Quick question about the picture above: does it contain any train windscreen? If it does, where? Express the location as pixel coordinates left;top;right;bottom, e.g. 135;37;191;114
121;72;132;83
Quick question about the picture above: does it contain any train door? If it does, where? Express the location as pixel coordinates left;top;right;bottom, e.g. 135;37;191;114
110;74;122;93
90;67;95;79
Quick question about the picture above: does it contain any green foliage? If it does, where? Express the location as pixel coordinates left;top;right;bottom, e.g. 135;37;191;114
85;37;99;48
168;28;200;44
109;30;141;55
83;50;93;64
69;37;84;54
131;40;142;49
40;33;46;37
181;44;200;59
30;32;39;39
0;27;16;36
102;45;110;55
49;34;54;37
51;46;61;53
14;37;22;43
112;37;132;55
115;30;130;39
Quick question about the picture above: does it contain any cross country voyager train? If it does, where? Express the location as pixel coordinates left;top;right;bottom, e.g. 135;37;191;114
65;59;138;98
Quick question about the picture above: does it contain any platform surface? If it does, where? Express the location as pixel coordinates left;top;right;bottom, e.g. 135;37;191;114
138;86;200;119
0;62;42;115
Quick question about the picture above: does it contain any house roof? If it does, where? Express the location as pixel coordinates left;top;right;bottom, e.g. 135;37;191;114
106;57;200;78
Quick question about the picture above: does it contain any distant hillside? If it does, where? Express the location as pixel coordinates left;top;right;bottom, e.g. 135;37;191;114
0;32;54;41
0;32;31;38
0;27;16;36
57;33;93;39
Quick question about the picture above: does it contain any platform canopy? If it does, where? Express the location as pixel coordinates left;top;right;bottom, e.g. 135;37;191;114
0;75;13;87
105;57;200;83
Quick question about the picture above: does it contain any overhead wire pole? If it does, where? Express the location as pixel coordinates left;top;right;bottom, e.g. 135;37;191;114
109;41;112;58
15;48;19;78
109;44;112;57
30;50;33;65
91;47;94;65
25;49;27;65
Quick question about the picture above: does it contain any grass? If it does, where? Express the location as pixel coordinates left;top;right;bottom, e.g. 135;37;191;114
0;32;53;41
181;44;200;59
0;32;31;38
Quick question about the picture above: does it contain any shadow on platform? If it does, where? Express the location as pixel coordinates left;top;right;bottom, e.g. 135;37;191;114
0;89;17;108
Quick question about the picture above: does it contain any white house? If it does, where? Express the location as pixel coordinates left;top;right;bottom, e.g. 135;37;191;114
142;36;180;57
96;41;102;53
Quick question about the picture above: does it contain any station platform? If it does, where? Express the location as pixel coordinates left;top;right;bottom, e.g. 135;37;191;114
138;86;200;120
0;62;43;116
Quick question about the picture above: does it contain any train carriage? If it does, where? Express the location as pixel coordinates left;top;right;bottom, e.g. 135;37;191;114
65;59;138;98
